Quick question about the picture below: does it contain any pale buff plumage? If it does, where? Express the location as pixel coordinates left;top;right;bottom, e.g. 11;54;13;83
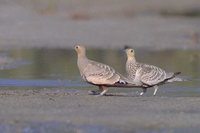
125;48;182;96
75;45;140;96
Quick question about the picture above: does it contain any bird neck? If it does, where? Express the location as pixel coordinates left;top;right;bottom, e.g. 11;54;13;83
78;51;86;59
77;53;89;69
127;56;136;63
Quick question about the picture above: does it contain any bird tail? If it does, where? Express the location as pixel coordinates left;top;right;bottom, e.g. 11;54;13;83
167;72;186;82
118;76;133;85
174;72;181;76
116;74;137;85
167;77;183;82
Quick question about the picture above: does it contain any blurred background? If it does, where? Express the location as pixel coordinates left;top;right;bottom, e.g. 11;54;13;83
0;0;200;49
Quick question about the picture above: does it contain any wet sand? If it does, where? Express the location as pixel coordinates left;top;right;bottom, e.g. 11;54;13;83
0;89;200;132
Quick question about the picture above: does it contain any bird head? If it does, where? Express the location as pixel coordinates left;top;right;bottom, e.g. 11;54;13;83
74;45;86;56
125;48;135;58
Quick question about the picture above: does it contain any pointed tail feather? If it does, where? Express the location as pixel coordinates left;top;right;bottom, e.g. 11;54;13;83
167;77;184;82
167;72;185;82
174;72;181;76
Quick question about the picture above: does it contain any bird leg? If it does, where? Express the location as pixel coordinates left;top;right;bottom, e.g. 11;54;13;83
99;87;108;96
153;85;159;96
92;86;108;96
140;88;147;96
88;86;104;95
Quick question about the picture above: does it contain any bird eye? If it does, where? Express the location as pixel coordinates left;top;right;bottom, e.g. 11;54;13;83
130;50;133;52
75;46;79;49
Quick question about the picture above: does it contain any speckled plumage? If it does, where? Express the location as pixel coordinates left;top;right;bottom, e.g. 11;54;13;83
125;48;182;95
126;61;142;80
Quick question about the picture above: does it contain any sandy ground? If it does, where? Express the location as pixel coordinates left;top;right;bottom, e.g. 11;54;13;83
0;89;200;132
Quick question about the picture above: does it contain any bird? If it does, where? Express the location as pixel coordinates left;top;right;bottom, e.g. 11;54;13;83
125;48;182;96
75;45;141;96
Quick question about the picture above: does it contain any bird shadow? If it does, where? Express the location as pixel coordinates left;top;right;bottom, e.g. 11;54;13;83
90;93;140;97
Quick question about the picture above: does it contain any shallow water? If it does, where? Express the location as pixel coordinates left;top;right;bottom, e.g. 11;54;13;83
0;48;199;96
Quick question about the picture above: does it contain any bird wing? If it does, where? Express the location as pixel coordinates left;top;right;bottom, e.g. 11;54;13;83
82;60;120;85
139;64;167;86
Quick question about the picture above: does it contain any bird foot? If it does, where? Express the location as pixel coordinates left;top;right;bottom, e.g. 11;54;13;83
88;90;100;95
139;92;144;96
135;91;144;96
